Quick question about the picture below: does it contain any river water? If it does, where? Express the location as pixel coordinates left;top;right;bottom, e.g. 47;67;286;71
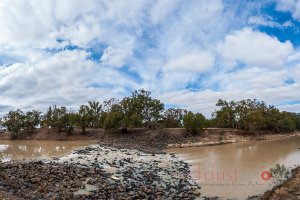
166;137;300;199
0;140;94;162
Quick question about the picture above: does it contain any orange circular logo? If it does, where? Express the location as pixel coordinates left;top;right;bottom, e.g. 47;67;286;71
261;171;272;181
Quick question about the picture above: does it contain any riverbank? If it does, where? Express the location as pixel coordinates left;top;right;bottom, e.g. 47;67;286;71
1;128;300;154
0;145;201;199
249;166;300;200
165;129;300;149
265;166;300;200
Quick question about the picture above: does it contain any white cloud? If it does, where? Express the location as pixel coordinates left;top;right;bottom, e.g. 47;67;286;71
248;15;292;28
219;28;293;68
164;51;214;72
100;47;132;68
0;0;299;117
0;50;139;113
276;0;300;21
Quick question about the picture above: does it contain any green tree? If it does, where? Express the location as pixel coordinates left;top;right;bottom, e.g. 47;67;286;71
87;101;103;128
76;105;91;134
103;98;120;112
130;89;164;129
183;111;207;134
103;111;123;132
1;109;26;134
275;112;297;132
42;106;75;133
214;99;237;128
24;110;41;132
1;109;41;139
163;108;187;128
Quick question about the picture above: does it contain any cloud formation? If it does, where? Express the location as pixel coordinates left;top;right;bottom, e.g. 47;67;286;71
0;0;299;117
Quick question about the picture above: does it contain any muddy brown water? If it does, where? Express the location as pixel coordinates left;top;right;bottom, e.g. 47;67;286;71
166;137;300;199
0;140;94;162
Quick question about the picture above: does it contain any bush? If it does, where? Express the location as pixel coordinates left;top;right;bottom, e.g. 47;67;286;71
183;111;207;134
270;163;289;184
276;116;297;132
103;111;123;132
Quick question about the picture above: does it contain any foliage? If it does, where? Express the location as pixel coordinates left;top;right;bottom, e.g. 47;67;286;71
103;111;123;132
183;111;207;134
0;109;41;139
129;89;164;129
213;99;300;132
87;101;103;128
1;109;26;133
270;163;289;184
76;105;91;134
162;108;187;128
1;91;300;136
42;106;76;134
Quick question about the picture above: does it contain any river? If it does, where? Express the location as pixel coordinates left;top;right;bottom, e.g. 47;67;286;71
166;137;300;199
0;140;94;162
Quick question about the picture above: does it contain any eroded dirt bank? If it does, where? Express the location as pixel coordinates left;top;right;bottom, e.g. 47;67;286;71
1;128;300;153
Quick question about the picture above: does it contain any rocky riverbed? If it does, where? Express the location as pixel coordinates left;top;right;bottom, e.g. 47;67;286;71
0;145;201;199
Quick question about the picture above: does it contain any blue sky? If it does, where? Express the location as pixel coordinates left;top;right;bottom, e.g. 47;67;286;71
0;0;299;117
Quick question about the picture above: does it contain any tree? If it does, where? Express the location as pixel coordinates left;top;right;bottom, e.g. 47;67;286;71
103;111;123;132
1;109;26;134
275;112;297;132
76;105;91;134
214;99;237;128
103;98;120;112
163;108;187;128
130;89;164;129
87;101;103;128
1;109;41;139
42;106;75;134
183;111;207;134
24;110;41;132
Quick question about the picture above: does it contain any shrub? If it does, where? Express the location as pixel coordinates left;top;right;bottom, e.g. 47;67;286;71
270;163;289;184
183;111;207;134
103;111;123;132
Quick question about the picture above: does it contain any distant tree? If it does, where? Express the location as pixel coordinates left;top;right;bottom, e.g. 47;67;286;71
42;106;75;134
213;99;300;132
76;105;91;134
130;89;164;129
183;111;207;134
103;111;123;132
275;112;297;132
24;110;41;132
1;109;26;134
1;109;41;139
214;99;237;128
163;108;187;128
87;101;103;128
103;98;120;112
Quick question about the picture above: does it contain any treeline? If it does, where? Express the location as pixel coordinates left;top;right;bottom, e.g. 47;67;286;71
0;89;206;138
211;99;300;132
0;90;299;138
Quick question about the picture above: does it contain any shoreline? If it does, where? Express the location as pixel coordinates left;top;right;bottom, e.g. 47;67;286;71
249;166;300;200
263;166;300;199
165;131;300;149
1;129;300;152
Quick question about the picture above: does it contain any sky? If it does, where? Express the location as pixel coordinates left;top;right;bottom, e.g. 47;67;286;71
0;0;300;117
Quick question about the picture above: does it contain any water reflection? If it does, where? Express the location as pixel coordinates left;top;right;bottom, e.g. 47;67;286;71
0;140;94;162
166;137;300;199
